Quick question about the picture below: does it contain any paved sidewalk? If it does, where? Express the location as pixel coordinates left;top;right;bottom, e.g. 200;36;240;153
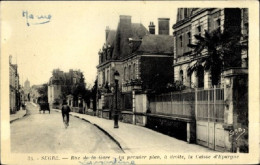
10;109;27;123
54;109;217;153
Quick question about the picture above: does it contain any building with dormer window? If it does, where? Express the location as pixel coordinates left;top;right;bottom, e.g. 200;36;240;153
97;15;174;122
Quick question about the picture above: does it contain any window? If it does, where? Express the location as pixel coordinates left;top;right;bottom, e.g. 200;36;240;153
180;70;184;83
197;66;204;88
128;65;131;80
215;19;221;32
197;25;202;36
244;23;248;38
107;70;110;83
124;67;127;80
187;32;191;44
187;70;192;88
133;64;136;79
184;9;188;17
179;35;183;47
102;71;105;85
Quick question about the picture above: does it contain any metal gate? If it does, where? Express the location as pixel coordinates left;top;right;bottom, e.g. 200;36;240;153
196;88;225;151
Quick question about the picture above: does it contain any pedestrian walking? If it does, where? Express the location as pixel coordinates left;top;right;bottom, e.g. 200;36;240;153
61;99;71;128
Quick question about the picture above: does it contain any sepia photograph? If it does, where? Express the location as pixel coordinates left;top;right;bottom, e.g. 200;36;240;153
1;1;259;164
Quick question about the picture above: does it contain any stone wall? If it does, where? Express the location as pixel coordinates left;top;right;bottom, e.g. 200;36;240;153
146;115;188;141
135;114;145;125
102;110;111;119
120;112;133;124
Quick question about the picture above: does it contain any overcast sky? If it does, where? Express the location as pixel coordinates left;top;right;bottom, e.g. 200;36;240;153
2;1;179;87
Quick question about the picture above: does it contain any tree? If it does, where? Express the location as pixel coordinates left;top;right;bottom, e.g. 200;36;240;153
37;83;48;102
59;71;86;101
187;29;246;86
72;72;86;97
91;79;98;111
60;84;72;99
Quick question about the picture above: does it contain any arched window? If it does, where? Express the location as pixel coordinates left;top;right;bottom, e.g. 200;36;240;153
180;70;184;83
197;66;204;88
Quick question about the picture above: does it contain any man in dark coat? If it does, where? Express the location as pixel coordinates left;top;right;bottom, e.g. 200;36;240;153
61;99;71;126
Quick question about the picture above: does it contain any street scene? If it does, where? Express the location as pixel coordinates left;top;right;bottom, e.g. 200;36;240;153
3;2;252;163
11;102;123;153
11;102;216;154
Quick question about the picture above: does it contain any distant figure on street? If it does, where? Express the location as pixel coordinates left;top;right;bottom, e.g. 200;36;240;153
61;99;71;128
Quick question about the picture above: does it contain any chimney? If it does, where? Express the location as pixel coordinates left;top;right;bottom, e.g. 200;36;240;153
158;18;170;35
119;15;132;28
148;22;155;34
116;15;132;58
105;26;110;41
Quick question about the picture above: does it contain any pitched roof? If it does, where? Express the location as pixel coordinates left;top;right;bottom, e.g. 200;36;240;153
112;22;149;59
106;30;116;47
101;19;172;61
135;34;174;55
131;23;149;39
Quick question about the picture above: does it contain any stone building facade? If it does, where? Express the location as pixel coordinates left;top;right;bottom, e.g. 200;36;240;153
170;8;249;152
9;55;20;114
172;8;248;89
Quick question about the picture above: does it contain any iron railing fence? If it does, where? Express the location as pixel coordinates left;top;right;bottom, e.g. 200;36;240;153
149;88;224;122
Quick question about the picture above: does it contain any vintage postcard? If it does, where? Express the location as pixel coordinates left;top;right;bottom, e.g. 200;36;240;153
1;1;259;164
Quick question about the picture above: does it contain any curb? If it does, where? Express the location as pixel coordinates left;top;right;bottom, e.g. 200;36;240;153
10;112;28;124
93;123;124;153
53;109;125;153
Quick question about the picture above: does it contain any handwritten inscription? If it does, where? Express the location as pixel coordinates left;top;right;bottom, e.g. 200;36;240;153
79;158;135;165
22;10;52;26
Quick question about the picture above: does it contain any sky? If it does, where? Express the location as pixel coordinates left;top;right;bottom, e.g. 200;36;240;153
1;1;178;87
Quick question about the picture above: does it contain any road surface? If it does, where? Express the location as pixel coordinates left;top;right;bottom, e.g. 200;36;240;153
11;102;123;153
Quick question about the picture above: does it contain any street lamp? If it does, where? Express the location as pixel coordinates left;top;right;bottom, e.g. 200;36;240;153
114;70;120;128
